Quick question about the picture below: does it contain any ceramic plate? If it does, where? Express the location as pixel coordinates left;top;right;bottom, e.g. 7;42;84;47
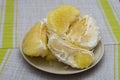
20;39;104;74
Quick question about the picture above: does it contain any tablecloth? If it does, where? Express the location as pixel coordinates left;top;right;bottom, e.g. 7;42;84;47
0;0;120;80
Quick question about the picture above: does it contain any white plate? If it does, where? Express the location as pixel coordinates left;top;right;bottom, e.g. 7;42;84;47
20;39;104;74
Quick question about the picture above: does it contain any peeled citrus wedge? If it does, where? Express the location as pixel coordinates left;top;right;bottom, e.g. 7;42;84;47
67;17;87;41
47;4;80;35
22;22;56;60
67;15;100;50
48;34;94;68
22;22;48;57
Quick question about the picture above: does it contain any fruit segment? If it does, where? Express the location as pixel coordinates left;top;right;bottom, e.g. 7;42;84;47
67;15;100;50
67;17;87;42
47;4;80;35
22;22;48;57
48;34;94;68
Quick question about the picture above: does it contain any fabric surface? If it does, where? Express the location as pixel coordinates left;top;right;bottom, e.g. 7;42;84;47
0;0;120;80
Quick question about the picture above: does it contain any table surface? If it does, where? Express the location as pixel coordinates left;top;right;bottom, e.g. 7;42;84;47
0;0;120;80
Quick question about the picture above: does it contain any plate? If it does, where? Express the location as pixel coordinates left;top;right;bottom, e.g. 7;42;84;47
20;39;104;74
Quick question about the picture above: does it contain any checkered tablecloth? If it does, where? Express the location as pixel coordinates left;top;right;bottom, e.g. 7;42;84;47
0;0;120;80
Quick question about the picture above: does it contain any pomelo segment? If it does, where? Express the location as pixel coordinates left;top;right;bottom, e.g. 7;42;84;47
48;34;94;68
47;4;80;35
67;15;100;50
22;22;48;57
